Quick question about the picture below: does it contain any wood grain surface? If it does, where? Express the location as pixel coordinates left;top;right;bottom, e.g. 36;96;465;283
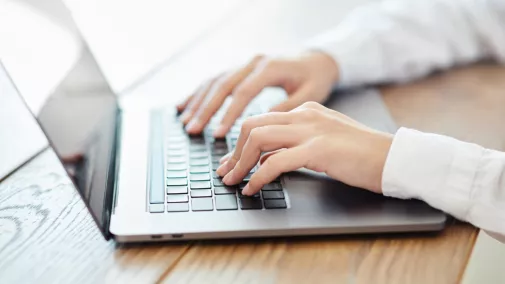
0;150;189;284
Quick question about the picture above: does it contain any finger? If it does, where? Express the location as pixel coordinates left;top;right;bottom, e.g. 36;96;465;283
180;79;215;124
222;125;304;185
269;84;314;112
219;152;232;164
213;60;286;137
242;145;309;195
187;56;265;134
176;94;193;112
215;112;296;176
259;149;284;164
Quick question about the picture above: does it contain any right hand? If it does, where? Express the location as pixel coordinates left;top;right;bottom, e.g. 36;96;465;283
177;52;340;137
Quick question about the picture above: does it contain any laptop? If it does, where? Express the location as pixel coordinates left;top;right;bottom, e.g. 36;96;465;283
0;4;446;243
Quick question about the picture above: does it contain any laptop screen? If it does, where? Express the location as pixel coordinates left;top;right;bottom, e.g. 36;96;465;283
1;2;119;239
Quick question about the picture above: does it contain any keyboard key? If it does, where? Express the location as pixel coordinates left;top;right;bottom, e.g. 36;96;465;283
211;141;227;149
242;173;253;182
214;186;236;195
166;170;187;178
239;198;263;210
213;178;224;187
167;194;189;203
238;182;248;190
167;136;186;143
211;156;223;163
167;164;186;171
238;191;260;199
190;181;211;189
167;203;189;212
212;153;225;159
191;198;214;211
190;166;209;173
166;186;188;195
150;184;165;204
190;173;210;181
167;156;186;164
211;162;221;170
189;137;205;144
264;199;287;209
212;171;221;178
166;178;188;186
167;143;186;150
190;145;207;152
149;204;165;213
215;195;238;210
190;158;209;166
262;183;283;191
230;125;241;133
211;148;227;155
167;149;186;157
190;152;208;159
190;189;212;198
262;191;285;199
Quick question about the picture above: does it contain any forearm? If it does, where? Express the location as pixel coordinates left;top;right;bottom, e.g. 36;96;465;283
308;0;505;87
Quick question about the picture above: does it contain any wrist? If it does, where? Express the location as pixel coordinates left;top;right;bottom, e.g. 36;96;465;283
301;51;340;84
369;132;394;194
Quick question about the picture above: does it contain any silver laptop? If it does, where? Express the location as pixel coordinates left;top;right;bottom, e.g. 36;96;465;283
0;5;446;243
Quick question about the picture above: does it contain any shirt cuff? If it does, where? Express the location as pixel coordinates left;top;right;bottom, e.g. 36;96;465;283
382;127;485;221
305;32;375;88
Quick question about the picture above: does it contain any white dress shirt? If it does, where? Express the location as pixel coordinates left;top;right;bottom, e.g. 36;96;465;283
310;0;505;242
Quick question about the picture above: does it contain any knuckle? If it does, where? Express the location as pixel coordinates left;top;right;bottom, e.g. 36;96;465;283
241;118;255;134
234;84;254;98
248;128;263;144
260;59;279;72
263;155;279;169
252;54;265;64
300;108;319;120
301;101;321;109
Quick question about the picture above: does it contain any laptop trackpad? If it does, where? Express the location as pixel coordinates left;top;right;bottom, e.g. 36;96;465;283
284;169;426;217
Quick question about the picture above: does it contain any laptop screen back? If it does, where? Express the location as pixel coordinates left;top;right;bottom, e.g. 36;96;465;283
1;1;119;239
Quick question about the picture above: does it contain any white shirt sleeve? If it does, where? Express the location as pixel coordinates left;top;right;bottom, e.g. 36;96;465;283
383;128;505;243
308;0;505;87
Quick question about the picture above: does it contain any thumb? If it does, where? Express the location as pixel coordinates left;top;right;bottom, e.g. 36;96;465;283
269;85;312;112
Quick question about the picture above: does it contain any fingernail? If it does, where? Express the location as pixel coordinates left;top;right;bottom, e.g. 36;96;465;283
216;162;227;176
242;184;250;195
180;112;191;124
213;124;227;137
185;119;201;133
223;169;234;184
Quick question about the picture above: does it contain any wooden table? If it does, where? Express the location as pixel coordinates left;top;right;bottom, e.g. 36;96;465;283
3;0;505;282
2;64;505;284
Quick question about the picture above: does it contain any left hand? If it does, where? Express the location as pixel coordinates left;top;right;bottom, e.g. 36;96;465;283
216;102;394;196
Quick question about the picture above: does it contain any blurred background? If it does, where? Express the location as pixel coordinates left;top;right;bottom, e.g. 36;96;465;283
0;0;377;113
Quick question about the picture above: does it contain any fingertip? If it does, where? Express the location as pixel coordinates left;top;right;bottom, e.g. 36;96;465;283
185;119;203;134
180;112;191;124
216;162;228;176
213;124;229;138
222;169;234;184
242;184;251;195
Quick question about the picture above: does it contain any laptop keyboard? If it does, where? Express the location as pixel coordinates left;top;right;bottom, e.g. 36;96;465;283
148;110;288;213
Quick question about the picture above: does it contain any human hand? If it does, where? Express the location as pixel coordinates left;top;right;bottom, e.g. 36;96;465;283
177;52;340;137
216;102;394;195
